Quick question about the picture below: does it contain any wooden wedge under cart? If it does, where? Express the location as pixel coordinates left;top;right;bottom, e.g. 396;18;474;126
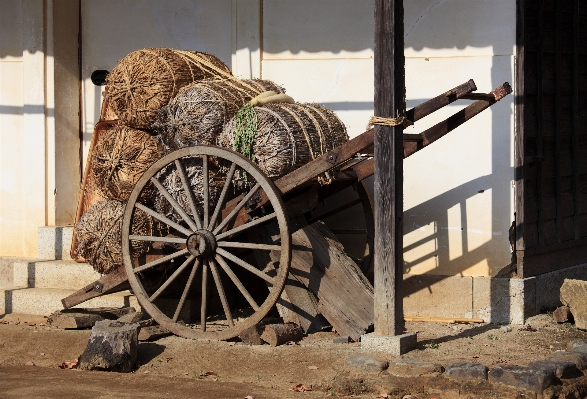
63;79;512;340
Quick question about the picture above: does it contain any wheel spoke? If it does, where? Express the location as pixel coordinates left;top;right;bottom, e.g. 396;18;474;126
213;255;259;311
216;247;275;285
148;255;196;303
202;155;209;229
201;261;208;331
217;241;280;251
150;177;199;231
133;248;189;273
173;258;201;322
215;212;277;241
129;235;186;244
208;162;236;229
175;159;202;230
213;183;261;235
136;203;192;236
209;258;234;327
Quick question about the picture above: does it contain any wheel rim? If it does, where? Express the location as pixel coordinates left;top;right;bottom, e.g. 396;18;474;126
122;146;290;340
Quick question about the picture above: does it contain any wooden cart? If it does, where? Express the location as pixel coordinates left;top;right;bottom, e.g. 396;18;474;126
62;79;512;341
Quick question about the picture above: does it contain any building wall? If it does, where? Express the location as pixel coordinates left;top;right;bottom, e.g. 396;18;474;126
1;0;516;278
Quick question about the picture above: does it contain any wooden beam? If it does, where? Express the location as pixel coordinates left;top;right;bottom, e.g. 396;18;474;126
373;0;404;336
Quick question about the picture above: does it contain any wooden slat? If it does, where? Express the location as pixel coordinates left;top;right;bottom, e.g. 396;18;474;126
537;0;545;247
555;0;563;243
515;0;526;253
573;0;581;239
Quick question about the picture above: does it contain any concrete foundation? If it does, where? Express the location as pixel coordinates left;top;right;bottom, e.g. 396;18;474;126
38;226;73;261
361;332;418;356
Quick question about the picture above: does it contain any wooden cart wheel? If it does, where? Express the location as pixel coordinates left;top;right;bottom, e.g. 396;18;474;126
122;146;291;340
307;181;374;282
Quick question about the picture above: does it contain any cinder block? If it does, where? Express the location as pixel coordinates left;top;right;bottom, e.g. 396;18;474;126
472;276;536;325
38;226;73;260
403;274;472;318
361;332;417;356
535;263;587;312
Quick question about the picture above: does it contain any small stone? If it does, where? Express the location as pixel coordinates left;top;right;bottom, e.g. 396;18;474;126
346;354;389;372
548;351;587;370
78;320;139;373
333;336;351;344
560;279;587;330
117;311;143;323
445;362;488;381
528;359;579;379
489;365;554;393
388;359;444;378
567;339;587;354
25;361;35;366
553;306;572;323
500;326;512;333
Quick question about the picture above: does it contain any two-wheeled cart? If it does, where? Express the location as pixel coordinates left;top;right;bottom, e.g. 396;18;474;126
63;79;512;341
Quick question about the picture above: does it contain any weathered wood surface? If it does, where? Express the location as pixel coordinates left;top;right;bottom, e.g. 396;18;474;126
288;219;374;342
61;266;130;309
260;323;304;347
373;0;405;336
248;226;329;334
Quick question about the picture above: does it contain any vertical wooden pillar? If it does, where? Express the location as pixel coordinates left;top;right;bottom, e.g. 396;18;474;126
373;0;405;336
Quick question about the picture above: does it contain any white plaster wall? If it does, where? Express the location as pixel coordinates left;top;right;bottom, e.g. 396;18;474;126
0;0;46;257
261;0;515;277
80;0;234;167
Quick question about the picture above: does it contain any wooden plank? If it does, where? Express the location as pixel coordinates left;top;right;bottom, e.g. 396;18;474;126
518;236;587;277
373;0;404;337
405;79;477;122
537;0;545;247
61;266;130;309
573;0;581;240
288;220;374;342
555;0;563;243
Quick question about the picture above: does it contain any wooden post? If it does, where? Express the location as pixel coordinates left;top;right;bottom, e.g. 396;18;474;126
373;0;404;336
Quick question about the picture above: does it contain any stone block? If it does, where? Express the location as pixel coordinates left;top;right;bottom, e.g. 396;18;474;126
553;306;572;323
79;320;139;372
402;274;472;319
473;276;536;325
387;358;444;378
445;362;488;381
535;263;587;312
488;365;554;393
37;227;73;261
560;279;587;330
528;359;579;379
548;351;587;370
567;339;587;354
361;332;417;356
346;354;389;372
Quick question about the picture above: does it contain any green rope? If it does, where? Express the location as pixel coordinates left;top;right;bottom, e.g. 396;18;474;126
233;102;258;180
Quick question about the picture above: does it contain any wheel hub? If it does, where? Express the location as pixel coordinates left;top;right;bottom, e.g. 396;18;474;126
186;229;217;258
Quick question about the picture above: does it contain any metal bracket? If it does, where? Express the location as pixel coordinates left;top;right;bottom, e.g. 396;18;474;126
93;282;104;293
326;151;338;165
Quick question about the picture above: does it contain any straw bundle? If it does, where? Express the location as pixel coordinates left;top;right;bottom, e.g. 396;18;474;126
91;124;164;202
154;156;226;224
153;79;284;153
105;48;231;129
218;103;348;180
75;200;159;274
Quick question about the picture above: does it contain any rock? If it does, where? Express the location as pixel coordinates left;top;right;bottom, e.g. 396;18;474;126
552;306;572;323
78;320;139;372
528;359;579;379
489;365;554;393
560;279;587;330
387;359;444;378
346;354;389;372
548;351;587;370
567;339;587;354
138;325;171;341
117;311;143;324
500;326;512;333
445;362;488;381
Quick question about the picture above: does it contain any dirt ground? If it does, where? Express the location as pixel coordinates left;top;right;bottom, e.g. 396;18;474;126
0;312;586;398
